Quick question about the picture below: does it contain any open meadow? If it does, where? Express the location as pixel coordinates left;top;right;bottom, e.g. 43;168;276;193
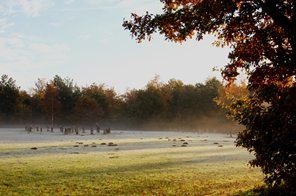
0;128;263;195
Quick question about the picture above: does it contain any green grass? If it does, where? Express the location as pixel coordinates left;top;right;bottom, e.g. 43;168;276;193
0;137;263;195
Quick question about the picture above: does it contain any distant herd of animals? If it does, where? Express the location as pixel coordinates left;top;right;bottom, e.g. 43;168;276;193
24;124;111;135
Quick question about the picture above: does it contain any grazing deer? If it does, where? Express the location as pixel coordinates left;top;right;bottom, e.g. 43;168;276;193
96;123;100;133
103;128;111;134
75;127;79;135
25;125;32;133
64;128;71;135
60;126;64;133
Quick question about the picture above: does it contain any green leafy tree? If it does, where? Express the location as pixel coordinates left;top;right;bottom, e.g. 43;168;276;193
15;90;32;124
161;79;184;120
103;87;122;124
123;0;296;193
164;78;225;130
52;75;80;123
0;75;19;122
197;78;223;115
121;88;164;126
120;76;225;130
119;78;159;128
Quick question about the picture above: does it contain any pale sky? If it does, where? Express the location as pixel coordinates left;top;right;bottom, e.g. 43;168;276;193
0;0;230;94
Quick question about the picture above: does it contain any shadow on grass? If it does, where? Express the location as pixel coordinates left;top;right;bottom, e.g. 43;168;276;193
235;186;295;196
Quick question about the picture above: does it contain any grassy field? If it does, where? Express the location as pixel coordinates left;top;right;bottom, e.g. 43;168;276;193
0;129;263;195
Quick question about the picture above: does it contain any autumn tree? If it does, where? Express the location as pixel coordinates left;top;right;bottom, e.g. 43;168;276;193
43;83;60;126
123;0;296;193
31;76;74;125
215;81;249;118
74;83;120;126
73;95;103;125
31;78;48;123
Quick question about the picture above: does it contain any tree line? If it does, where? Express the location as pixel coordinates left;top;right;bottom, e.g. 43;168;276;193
0;74;237;131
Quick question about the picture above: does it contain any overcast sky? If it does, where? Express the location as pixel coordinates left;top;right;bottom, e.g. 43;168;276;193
0;0;230;94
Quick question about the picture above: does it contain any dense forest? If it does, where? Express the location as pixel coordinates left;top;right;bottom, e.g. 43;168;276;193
0;74;239;132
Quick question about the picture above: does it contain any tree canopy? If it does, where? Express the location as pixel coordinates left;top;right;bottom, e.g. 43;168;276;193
123;0;296;193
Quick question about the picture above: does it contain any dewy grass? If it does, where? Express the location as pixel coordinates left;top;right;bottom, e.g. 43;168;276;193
0;131;263;195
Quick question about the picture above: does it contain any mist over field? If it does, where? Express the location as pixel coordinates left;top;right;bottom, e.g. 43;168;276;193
0;75;243;134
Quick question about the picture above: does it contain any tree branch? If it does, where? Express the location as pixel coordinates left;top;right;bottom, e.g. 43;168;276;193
256;0;292;33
